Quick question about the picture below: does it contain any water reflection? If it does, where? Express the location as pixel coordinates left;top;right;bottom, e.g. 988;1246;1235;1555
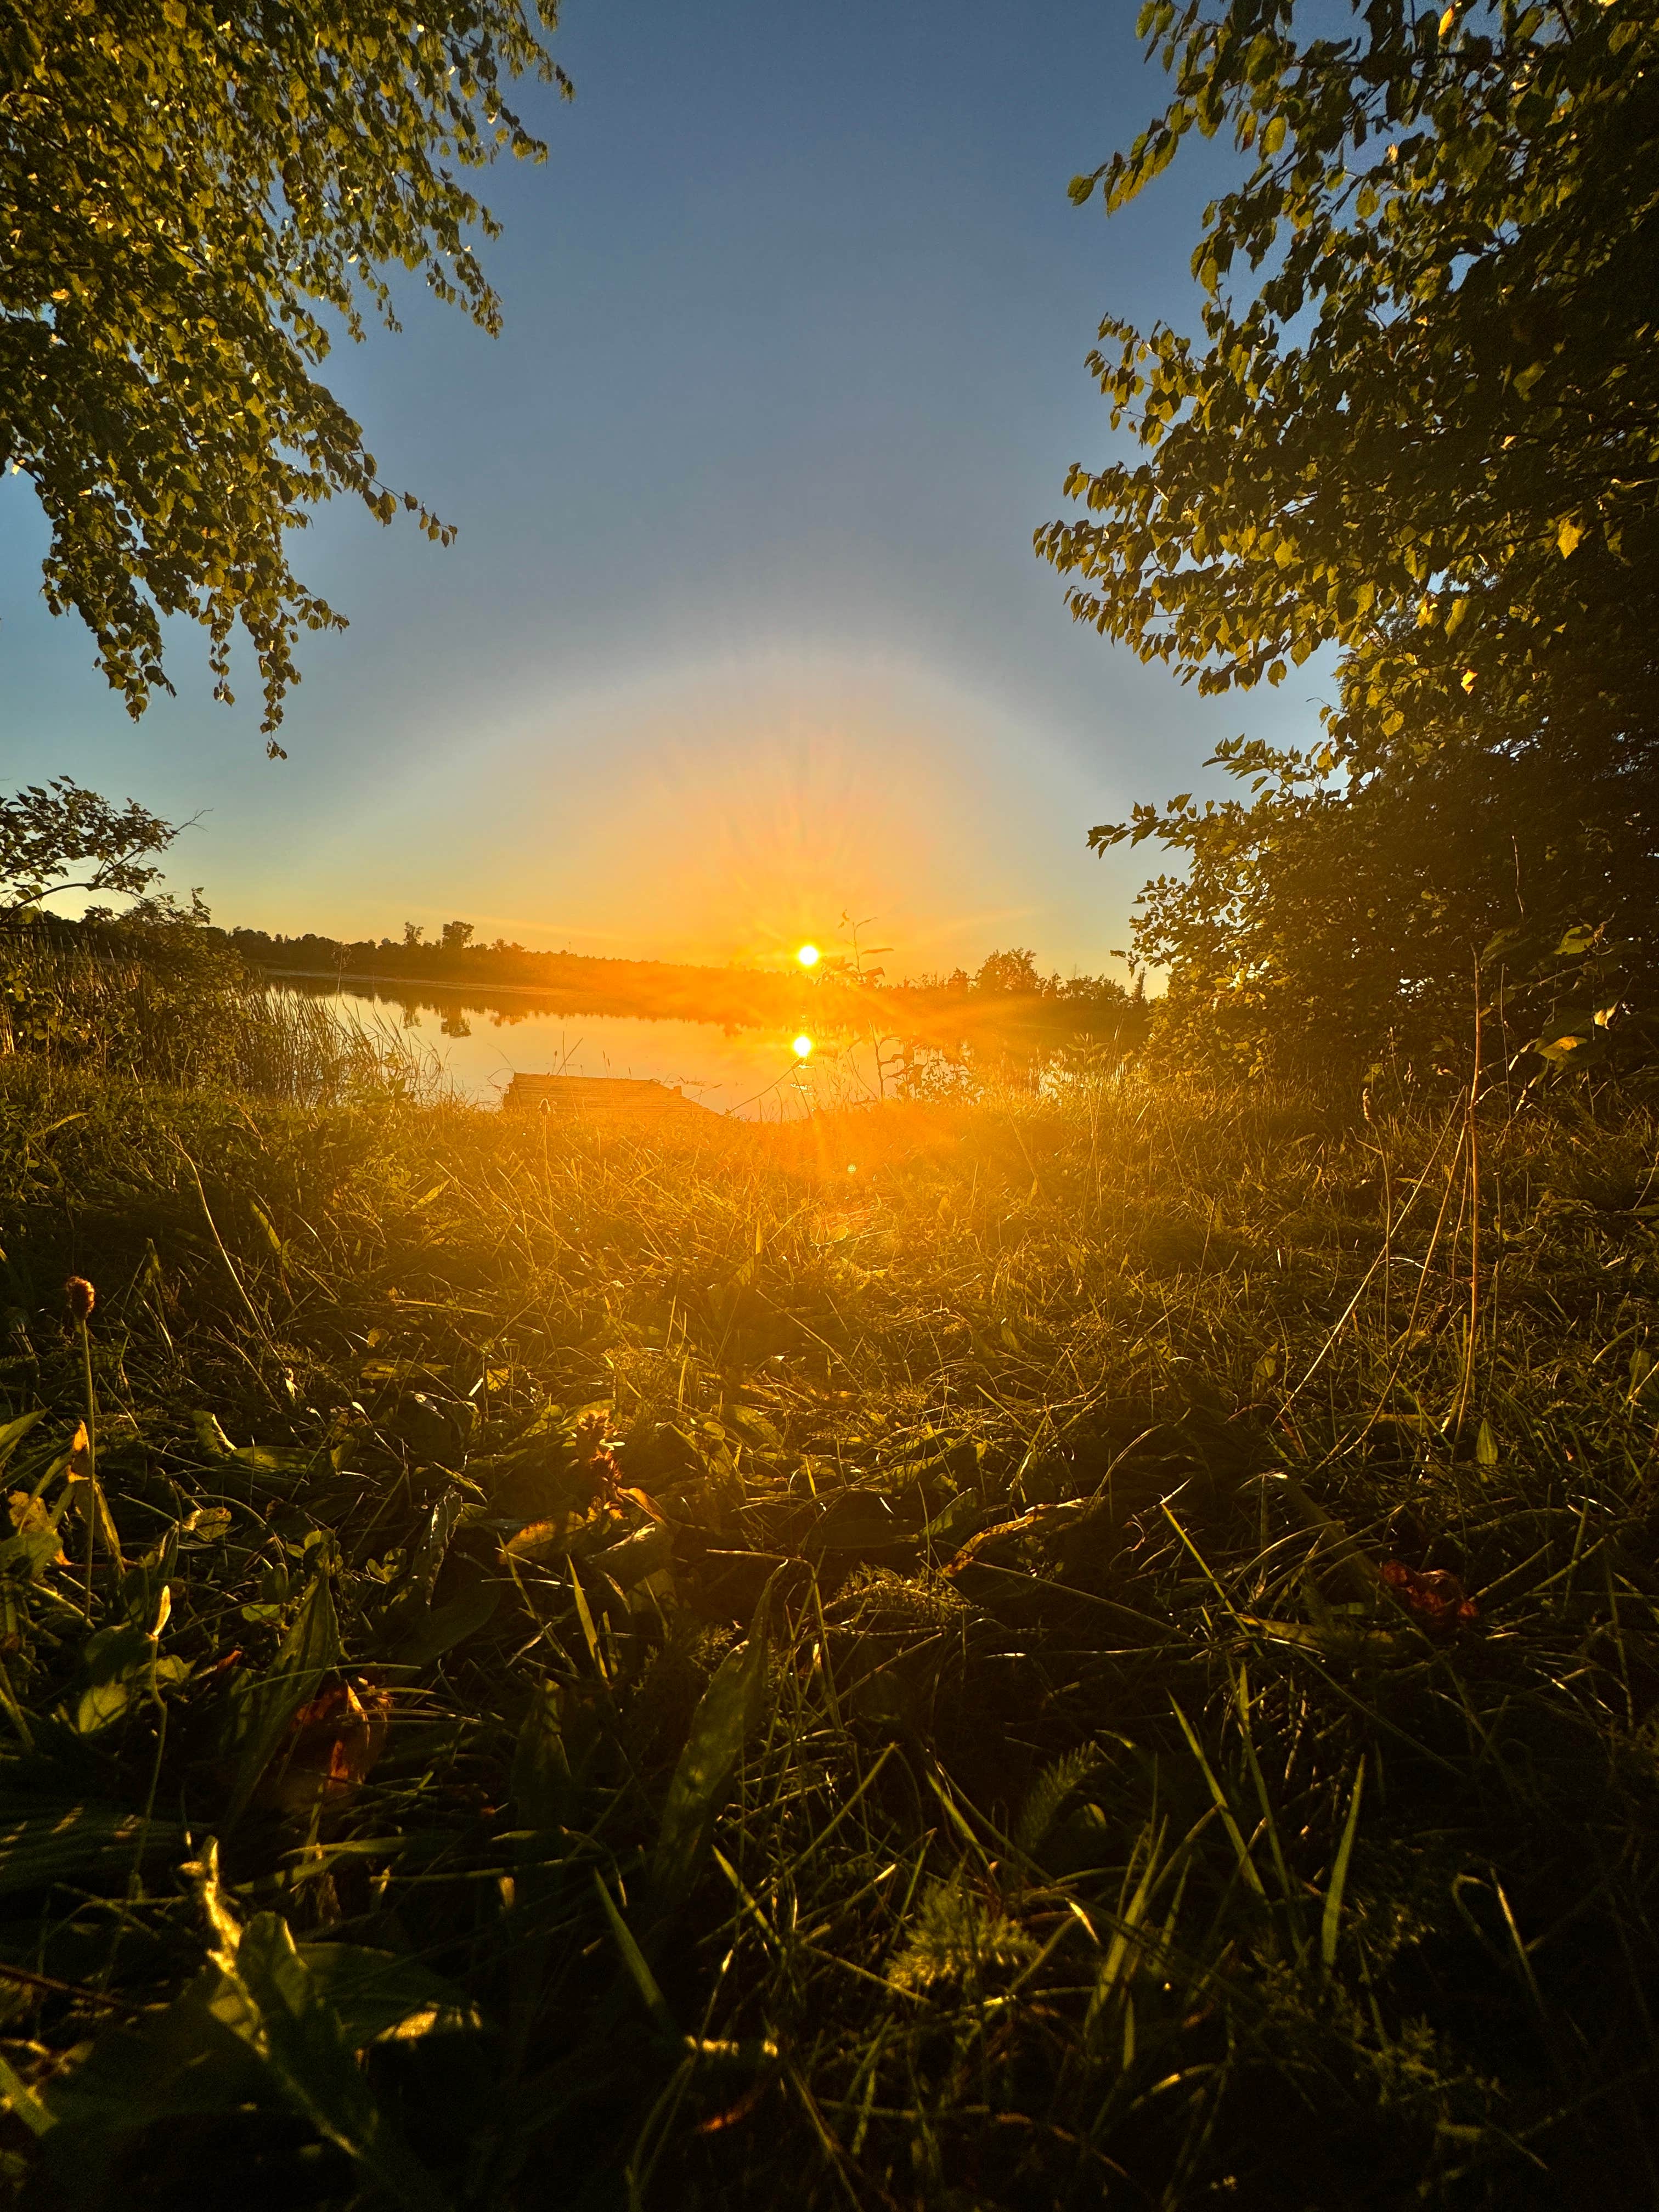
274;972;1137;1118
277;977;885;1119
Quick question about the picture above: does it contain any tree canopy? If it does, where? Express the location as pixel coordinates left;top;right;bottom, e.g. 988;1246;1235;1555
0;777;182;917
1;0;568;752
1041;0;1659;1075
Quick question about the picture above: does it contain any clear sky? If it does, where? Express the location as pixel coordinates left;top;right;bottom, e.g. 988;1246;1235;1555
0;0;1319;978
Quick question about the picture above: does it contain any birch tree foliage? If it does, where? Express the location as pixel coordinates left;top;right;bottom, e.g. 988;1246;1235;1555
1042;0;1659;760
0;777;179;916
1040;0;1659;1065
1;0;568;753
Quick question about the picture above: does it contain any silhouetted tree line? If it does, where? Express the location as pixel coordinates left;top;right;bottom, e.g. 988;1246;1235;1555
228;926;1143;1047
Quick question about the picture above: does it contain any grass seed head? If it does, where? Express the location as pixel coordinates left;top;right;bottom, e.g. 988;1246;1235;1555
64;1275;95;1325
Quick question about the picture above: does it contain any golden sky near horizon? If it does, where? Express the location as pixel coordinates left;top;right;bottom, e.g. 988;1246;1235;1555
248;647;1132;977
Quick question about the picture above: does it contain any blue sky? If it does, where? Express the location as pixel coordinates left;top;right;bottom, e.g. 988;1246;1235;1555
0;0;1320;975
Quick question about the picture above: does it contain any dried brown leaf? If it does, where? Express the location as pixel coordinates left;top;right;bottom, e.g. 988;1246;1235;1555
258;1680;393;1816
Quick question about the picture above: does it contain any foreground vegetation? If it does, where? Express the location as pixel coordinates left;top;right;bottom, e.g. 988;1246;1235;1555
0;1031;1654;2207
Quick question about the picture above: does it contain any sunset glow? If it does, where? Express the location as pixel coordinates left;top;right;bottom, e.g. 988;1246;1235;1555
793;1033;814;1059
797;943;821;968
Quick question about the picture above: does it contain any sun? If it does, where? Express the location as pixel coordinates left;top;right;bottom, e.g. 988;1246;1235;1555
795;943;821;969
792;1033;814;1059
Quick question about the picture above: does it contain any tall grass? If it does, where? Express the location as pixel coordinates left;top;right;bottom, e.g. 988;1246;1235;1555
0;1057;1655;2204
0;927;438;1102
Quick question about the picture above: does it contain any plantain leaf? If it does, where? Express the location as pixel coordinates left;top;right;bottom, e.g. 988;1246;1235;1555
38;1859;449;2211
651;1629;768;1911
218;1900;449;2208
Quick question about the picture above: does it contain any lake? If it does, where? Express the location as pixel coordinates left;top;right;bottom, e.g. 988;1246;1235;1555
275;976;896;1119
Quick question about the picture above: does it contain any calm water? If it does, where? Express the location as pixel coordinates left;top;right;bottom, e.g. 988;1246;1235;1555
279;979;891;1119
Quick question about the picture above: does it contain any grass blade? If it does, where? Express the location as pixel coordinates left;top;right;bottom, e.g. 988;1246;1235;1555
592;1869;678;2040
1321;1757;1366;1973
1171;1696;1266;1899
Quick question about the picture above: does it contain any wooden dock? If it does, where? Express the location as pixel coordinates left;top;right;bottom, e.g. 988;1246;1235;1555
503;1073;715;1120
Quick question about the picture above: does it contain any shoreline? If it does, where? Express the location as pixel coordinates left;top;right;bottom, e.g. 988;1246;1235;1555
257;968;1125;1053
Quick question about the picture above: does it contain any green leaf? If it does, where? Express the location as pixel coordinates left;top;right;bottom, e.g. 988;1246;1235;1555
78;1620;153;1680
43;1854;448;2209
294;1944;484;2045
204;1847;447;2207
224;1565;342;1821
0;2051;56;2138
0;1524;67;1587
228;1443;315;1481
35;1968;269;2201
1171;1696;1266;1898
182;1505;233;1541
568;1561;606;1678
511;1681;575;1830
191;1411;235;1458
651;1630;768;1911
0;1410;46;1474
397;1581;499;1664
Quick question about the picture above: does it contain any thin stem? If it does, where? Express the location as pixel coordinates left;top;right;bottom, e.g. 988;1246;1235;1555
1455;961;1482;1440
80;1316;97;1621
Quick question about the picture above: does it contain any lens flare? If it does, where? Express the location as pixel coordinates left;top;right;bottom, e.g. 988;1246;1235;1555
793;1034;814;1059
796;943;821;968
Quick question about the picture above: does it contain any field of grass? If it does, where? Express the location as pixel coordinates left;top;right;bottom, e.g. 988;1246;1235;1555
0;1048;1656;2208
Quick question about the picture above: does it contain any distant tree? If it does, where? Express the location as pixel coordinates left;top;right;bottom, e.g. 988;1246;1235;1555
975;949;1044;996
403;921;425;948
441;919;476;952
1;0;568;752
0;778;182;920
1042;1;1659;1074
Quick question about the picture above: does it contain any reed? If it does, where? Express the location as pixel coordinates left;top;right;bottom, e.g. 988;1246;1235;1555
0;927;438;1103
